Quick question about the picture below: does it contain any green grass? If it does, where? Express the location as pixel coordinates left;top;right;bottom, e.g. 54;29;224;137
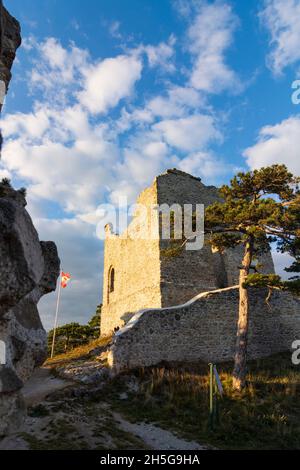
92;418;148;450
22;400;149;450
28;404;50;418
45;335;112;367
98;352;300;450
21;419;88;450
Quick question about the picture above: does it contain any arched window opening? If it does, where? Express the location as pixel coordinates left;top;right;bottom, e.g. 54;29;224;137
107;267;115;304
109;267;115;293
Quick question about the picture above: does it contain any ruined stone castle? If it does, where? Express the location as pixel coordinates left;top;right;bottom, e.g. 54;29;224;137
101;169;300;371
101;169;274;336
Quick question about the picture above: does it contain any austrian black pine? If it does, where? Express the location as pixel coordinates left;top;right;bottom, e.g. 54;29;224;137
205;164;300;391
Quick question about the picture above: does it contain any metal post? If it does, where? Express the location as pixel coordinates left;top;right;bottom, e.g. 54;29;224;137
209;363;214;431
214;371;220;425
51;271;62;359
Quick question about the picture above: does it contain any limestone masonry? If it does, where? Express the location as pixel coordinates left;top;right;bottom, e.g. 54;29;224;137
101;169;275;336
102;169;300;371
108;287;300;371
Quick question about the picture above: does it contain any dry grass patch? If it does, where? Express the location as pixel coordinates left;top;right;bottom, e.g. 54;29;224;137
100;352;300;450
45;335;112;367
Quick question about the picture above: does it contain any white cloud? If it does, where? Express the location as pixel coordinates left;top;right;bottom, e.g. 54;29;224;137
0;168;11;180
108;180;144;207
109;21;122;39
1;26;236;328
77;54;143;115
26;38;144;115
244;116;300;175
113;85;205;136
173;0;192;18
147;86;204;118
28;38;89;102
2;104;119;214
187;1;241;93
40;37;69;69
112;133;171;199
153;114;222;152
141;35;176;72
178;150;238;182
260;0;300;75
2;35;180;218
1;108;50;139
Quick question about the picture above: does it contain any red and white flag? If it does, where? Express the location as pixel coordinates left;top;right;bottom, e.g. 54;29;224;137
61;272;71;289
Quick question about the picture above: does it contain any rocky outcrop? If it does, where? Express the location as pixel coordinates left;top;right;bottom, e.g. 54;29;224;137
0;3;60;436
0;182;60;435
0;0;21;149
0;0;21;97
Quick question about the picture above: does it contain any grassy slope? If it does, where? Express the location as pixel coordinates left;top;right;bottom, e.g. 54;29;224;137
47;341;300;450
45;335;112;367
98;352;300;450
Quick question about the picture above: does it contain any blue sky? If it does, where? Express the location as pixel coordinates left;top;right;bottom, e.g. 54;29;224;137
1;0;300;329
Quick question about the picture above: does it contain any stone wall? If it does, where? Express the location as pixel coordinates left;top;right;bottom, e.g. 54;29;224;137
108;287;300;371
157;169;275;307
158;170;225;306
101;169;275;334
101;181;161;336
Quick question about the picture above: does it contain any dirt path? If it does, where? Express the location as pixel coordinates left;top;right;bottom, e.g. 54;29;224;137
22;367;74;406
0;367;209;451
114;413;208;450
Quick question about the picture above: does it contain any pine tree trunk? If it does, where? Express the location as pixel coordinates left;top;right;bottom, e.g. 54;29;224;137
232;238;254;391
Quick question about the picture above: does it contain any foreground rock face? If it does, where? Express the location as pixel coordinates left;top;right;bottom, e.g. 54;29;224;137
0;1;21;148
0;3;59;437
0;183;60;436
0;1;21;94
108;286;300;371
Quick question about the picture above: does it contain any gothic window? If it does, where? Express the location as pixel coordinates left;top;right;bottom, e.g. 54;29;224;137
107;267;115;304
109;267;115;293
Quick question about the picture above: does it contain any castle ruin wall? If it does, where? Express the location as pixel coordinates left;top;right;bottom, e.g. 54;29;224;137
108;287;300;371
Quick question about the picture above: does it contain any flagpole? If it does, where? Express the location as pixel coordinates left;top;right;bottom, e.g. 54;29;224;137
51;270;62;359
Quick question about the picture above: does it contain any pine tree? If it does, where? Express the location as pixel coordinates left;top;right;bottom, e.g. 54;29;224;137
88;304;102;336
205;164;300;391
